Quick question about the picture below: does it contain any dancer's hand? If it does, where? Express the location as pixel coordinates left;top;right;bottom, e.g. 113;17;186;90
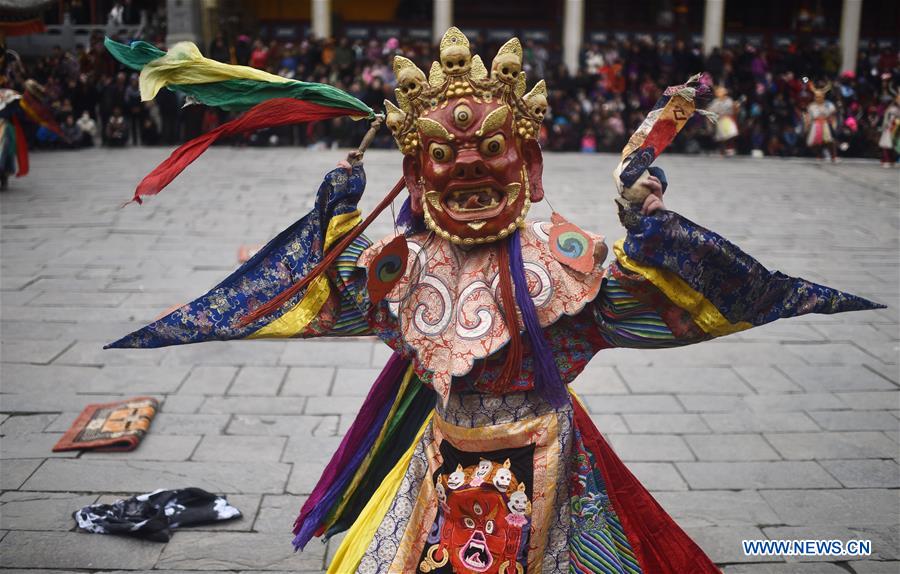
640;175;666;214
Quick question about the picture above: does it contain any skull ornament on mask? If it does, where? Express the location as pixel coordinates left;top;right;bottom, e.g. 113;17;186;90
447;464;467;490
492;459;513;491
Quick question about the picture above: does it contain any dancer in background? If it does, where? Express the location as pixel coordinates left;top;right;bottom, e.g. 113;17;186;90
878;88;900;168
708;85;739;156
804;82;839;162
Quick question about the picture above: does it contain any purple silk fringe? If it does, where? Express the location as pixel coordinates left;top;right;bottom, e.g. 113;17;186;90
508;230;570;408
291;352;410;550
396;196;426;235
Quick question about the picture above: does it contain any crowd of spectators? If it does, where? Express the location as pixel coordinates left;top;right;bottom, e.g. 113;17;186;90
9;28;899;160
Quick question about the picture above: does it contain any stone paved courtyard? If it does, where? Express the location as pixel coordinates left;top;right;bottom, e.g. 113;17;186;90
0;147;898;574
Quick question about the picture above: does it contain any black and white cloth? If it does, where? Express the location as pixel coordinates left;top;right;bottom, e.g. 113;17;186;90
74;487;241;541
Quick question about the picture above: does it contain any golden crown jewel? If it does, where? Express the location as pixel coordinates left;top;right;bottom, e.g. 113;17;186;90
384;27;548;154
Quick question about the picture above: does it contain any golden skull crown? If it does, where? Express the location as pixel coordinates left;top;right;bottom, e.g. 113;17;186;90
384;27;548;155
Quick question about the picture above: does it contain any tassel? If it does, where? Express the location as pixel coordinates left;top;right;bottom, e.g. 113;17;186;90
508;230;569;408
127;98;367;204
494;241;524;393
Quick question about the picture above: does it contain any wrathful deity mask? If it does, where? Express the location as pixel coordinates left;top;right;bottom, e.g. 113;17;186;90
421;459;530;574
385;27;547;245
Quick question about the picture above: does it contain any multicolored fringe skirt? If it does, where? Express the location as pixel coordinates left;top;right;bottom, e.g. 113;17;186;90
295;356;719;574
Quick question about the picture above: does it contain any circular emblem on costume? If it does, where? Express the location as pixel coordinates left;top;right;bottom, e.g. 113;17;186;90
547;212;596;274
366;235;409;304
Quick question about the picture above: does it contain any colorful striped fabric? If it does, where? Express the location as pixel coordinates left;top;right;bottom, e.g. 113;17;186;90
593;275;686;349
330;234;374;336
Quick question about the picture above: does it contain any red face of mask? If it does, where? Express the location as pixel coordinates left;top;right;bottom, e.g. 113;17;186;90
441;487;521;574
403;97;544;244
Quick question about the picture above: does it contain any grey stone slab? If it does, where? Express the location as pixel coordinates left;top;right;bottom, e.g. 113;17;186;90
279;340;373;368
0;492;97;531
226;415;339;437
568;364;629;394
654;490;780;528
0;459;42;489
702;411;820;433
78;365;189;393
304;395;365;415
836;391;900;411
685;433;781;461
606;434;695;461
157;531;326;571
0;433;77;459
0;393;130;413
179;365;238;395
587;414;629;434
280;367;334;396
629;341;807;367
0;530;163;569
808;410;900;431
684;525;776;564
27;291;129;307
162;340;287;367
782;342;887;366
0;363;99;394
626;462;688;491
851;561;900;573
24;459;290;494
0;414;57;435
820;459;900;488
677;461;840;489
760;489;899;526
618;366;752;394
676;394;746;412
622;413;711;433
330;367;385;396
159;394;206;414
734;366;802;393
192;435;287;462
581;394;684;414
229;366;287;396
55;341;163;367
765;431;899;459
201;396;307;415
136;413;230;435
80;434;201;461
284;436;343;495
255;494;307;533
0;339;74;365
779;365;896;391
741;393;847;412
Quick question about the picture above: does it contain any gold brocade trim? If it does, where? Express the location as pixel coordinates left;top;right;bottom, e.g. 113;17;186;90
612;239;752;337
391;437;440;573
249;211;361;339
430;412;560;574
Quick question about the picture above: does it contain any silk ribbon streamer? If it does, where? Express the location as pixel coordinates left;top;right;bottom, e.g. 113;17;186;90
127;98;365;204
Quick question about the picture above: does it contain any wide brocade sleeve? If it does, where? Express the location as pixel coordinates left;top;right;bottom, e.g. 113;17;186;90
590;205;884;350
105;165;375;349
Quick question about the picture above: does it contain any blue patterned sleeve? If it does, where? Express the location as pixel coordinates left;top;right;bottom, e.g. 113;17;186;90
614;201;884;332
106;165;375;349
